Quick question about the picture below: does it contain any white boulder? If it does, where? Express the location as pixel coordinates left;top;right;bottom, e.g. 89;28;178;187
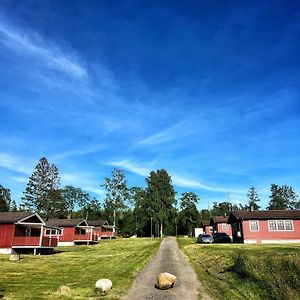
95;279;113;294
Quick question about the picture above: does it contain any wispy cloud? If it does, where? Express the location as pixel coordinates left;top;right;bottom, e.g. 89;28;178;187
138;119;200;147
0;153;33;175
107;159;245;195
108;160;150;177
51;144;106;161
11;176;28;184
61;172;104;197
0;20;87;78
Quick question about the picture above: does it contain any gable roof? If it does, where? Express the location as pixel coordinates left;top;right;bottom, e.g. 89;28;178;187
210;216;229;225
87;220;108;226
201;220;211;227
46;219;88;227
0;212;39;224
228;210;300;223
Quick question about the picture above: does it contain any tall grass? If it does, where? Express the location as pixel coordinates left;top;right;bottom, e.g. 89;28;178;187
178;238;300;300
232;253;300;299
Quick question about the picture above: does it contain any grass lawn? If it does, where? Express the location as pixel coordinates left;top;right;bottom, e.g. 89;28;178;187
0;238;161;300
177;237;300;300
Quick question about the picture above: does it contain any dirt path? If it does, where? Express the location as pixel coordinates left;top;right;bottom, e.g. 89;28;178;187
121;237;212;300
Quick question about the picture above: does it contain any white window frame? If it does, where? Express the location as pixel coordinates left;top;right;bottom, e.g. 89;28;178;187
249;220;259;231
45;228;63;236
268;220;294;231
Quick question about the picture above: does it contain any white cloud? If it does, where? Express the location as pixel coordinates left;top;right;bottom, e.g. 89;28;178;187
107;160;150;177
107;159;246;195
11;176;28;184
0;153;33;175
0;20;87;78
138;120;192;146
61;172;104;197
51;144;105;161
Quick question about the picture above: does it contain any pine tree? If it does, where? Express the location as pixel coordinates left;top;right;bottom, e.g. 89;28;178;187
0;184;11;212
21;157;61;217
247;186;261;210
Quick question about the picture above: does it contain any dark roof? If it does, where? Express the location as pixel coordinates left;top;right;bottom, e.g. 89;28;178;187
210;216;229;225
87;220;108;226
0;212;34;224
201;220;211;226
46;219;87;227
228;210;300;223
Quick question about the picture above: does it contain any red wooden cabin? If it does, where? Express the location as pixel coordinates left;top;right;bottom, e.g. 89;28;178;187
210;215;232;238
0;212;58;255
46;219;98;246
87;220;116;239
200;220;213;235
228;210;300;244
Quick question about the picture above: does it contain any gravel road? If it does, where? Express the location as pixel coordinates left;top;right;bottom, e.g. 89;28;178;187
120;237;212;300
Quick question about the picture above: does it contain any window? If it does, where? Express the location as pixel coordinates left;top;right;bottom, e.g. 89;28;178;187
45;228;63;236
277;220;285;230
250;220;259;231
268;220;294;231
285;220;293;230
222;223;228;231
25;227;31;237
269;220;277;231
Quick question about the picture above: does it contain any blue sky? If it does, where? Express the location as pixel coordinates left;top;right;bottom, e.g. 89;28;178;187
0;1;299;209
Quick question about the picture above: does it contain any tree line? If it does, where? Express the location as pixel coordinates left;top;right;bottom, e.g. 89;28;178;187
0;157;299;237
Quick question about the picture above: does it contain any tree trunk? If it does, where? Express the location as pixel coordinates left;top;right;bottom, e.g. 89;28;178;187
113;208;116;228
160;221;163;238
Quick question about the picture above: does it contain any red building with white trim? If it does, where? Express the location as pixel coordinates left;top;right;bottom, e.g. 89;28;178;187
87;220;116;239
201;220;213;235
0;212;59;254
228;210;300;244
210;216;232;238
46;219;98;246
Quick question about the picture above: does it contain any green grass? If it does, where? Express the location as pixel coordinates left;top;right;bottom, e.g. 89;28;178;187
0;238;161;300
177;237;300;300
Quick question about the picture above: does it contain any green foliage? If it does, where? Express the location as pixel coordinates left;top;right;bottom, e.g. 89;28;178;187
118;209;137;236
268;184;299;210
60;185;91;217
101;169;129;227
178;192;200;236
21;157;61;218
211;201;231;216
130;187;149;236
146;169;176;237
246;186;261;210
45;189;67;219
9;200;17;212
0;184;11;212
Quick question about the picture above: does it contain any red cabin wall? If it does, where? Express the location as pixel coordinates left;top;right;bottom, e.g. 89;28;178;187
0;224;15;248
215;223;232;236
243;220;300;242
59;227;75;242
